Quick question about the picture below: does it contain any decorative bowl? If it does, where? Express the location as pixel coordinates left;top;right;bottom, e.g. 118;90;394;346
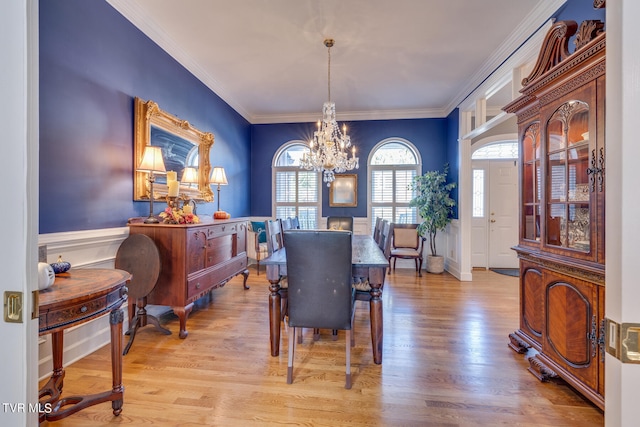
50;255;71;274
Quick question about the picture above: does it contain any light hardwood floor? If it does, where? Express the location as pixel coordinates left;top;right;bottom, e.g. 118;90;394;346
41;267;604;426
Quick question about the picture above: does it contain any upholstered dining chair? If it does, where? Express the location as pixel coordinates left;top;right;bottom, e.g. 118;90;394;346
378;219;390;255
388;223;425;277
372;217;383;245
281;217;293;232
265;219;284;255
289;216;300;229
284;230;356;389
265;219;288;318
327;216;354;231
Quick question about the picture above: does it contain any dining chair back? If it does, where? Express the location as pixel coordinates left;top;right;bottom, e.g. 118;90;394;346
378;220;390;255
372;217;383;244
265;219;284;255
289;216;300;229
388;223;425;277
284;230;355;389
282;217;293;231
265;218;288;319
327;216;354;231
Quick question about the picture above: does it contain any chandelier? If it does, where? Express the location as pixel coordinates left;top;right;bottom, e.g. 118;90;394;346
300;38;359;186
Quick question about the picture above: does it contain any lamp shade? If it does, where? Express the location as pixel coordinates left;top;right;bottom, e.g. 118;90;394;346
181;167;199;184
210;166;228;185
138;146;166;173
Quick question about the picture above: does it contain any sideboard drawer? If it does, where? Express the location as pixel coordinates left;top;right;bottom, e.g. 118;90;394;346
187;255;248;300
207;222;237;238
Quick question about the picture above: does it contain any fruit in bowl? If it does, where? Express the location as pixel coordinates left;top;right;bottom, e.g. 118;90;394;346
214;211;231;219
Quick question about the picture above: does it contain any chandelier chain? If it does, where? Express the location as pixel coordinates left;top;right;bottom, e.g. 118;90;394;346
300;38;359;186
327;41;331;102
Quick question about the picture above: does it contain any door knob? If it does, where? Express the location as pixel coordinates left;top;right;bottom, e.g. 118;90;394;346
490;219;496;223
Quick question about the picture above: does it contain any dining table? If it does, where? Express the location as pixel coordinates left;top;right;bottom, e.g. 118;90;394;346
262;234;389;364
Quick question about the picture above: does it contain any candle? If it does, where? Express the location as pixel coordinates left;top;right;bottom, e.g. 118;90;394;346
183;205;193;215
167;179;179;197
166;171;177;182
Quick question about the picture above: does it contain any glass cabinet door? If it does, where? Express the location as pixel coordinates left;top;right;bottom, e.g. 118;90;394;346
545;100;591;252
522;122;541;242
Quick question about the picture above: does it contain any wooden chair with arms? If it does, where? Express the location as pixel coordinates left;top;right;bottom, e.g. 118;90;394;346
388;223;425;277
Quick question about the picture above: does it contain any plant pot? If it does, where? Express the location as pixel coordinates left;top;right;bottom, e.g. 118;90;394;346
426;255;444;274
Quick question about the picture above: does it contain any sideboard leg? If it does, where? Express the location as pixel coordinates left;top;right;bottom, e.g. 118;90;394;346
173;304;194;339
241;268;250;289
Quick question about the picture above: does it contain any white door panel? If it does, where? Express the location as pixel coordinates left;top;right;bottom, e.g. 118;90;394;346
488;161;519;268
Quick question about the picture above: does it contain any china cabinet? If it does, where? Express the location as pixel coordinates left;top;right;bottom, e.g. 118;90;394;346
503;18;605;409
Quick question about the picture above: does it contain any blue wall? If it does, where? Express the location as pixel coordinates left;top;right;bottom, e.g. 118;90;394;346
39;0;251;234
39;0;600;233
250;118;450;218
554;0;605;34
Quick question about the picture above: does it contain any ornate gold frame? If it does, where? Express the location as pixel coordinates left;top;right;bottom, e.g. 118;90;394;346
329;174;358;207
134;97;214;202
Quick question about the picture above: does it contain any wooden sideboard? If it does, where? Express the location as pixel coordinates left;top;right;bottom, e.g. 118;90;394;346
128;217;249;338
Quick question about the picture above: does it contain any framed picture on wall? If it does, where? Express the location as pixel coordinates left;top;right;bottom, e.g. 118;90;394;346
329;174;357;207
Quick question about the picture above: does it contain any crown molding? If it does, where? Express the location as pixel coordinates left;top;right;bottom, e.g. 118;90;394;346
445;0;566;115
106;0;253;122
250;107;447;124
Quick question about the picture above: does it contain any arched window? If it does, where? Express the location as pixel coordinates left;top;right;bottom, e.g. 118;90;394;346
368;139;421;229
273;142;320;229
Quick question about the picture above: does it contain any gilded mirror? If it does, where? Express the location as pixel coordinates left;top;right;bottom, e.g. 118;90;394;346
134;97;214;202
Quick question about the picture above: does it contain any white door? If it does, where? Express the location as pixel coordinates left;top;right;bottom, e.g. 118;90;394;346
470;159;519;269
488;160;519;268
1;2;39;425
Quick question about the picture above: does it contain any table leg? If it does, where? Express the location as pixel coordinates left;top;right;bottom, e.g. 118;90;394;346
267;270;282;356
109;309;124;415
41;308;126;422
369;271;384;365
38;331;65;423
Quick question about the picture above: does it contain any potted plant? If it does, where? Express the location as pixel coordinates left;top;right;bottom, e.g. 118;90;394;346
409;164;456;274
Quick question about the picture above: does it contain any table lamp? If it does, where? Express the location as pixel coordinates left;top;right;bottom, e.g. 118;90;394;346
180;167;199;215
137;146;166;223
181;167;199;189
210;166;229;218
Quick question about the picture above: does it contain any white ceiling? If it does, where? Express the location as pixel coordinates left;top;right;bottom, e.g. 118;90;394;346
107;0;563;124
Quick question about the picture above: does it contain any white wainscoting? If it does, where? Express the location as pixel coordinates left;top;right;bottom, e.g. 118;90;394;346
445;219;462;279
38;227;130;380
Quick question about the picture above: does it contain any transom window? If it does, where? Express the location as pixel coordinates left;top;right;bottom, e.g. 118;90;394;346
368;139;421;230
273;142;320;229
472;141;518;159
